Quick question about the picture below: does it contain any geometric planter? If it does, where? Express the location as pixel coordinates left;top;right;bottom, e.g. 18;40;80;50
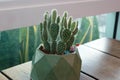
31;45;82;80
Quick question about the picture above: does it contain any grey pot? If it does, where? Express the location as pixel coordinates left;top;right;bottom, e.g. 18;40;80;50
31;45;82;80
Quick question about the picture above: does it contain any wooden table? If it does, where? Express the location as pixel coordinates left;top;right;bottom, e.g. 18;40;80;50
0;73;8;80
1;38;120;80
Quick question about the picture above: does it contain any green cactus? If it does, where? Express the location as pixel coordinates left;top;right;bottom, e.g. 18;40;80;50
51;41;57;54
42;21;48;41
68;17;72;29
56;41;66;55
71;22;76;32
51;10;57;23
40;23;43;41
43;41;50;52
49;23;59;41
66;36;74;50
44;12;49;21
61;29;71;42
40;10;78;55
57;16;60;24
64;17;67;28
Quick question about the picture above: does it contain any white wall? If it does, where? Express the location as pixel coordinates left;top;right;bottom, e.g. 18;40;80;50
0;0;120;31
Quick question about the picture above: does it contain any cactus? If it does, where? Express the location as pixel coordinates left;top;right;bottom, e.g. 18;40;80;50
61;29;71;42
51;41;57;54
40;10;78;55
49;23;59;41
43;41;50;52
56;41;66;55
66;36;74;50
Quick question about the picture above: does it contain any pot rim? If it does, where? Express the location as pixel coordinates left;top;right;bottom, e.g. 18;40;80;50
37;44;79;57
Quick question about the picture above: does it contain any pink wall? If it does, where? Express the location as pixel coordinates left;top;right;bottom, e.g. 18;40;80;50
0;0;120;31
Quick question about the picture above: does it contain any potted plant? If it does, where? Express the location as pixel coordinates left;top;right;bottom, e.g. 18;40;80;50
31;10;82;80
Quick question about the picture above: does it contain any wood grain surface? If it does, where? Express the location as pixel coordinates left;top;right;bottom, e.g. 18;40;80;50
84;38;120;58
0;73;8;80
78;45;120;80
2;61;95;80
2;61;31;80
80;73;96;80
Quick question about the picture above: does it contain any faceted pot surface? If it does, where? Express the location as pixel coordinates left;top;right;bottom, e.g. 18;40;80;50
31;45;82;80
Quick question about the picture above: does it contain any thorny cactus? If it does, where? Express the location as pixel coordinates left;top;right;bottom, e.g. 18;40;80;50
40;10;78;55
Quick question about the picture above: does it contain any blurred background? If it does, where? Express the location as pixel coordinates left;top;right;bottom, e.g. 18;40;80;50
1;12;119;70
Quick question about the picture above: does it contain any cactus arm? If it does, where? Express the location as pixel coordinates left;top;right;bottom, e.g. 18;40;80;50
70;22;76;32
56;41;66;55
51;10;57;23
61;16;64;27
64;17;67;28
63;12;68;28
68;17;72;29
66;36;74;50
40;23;43;41
49;23;59;41
48;15;51;31
61;29;71;42
43;41;50;52
72;21;78;35
44;12;49;21
64;12;68;18
51;41;57;54
42;21;48;41
72;27;78;35
57;16;60;24
60;17;64;39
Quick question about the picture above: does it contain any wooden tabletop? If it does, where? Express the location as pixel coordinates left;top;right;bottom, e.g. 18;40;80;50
84;38;120;58
0;73;8;80
1;61;95;80
1;38;120;80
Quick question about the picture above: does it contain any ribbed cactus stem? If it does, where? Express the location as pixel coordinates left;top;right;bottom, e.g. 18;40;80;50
51;10;57;23
64;12;68;18
42;21;48;41
68;17;72;29
62;12;68;28
57;16;60;24
49;23;59;41
56;41;66;55
66;36;74;50
44;12;48;21
40;23;43;41
61;29;71;42
43;41;50;52
61;16;64;27
72;21;78;35
72;27;78;35
64;17;67;28
71;22;76;32
51;41;57;54
48;16;51;31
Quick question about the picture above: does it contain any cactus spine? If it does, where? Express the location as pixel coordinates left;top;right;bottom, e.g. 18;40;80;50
40;10;78;55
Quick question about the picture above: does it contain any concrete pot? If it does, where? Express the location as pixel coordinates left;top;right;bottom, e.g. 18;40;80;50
31;45;82;80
